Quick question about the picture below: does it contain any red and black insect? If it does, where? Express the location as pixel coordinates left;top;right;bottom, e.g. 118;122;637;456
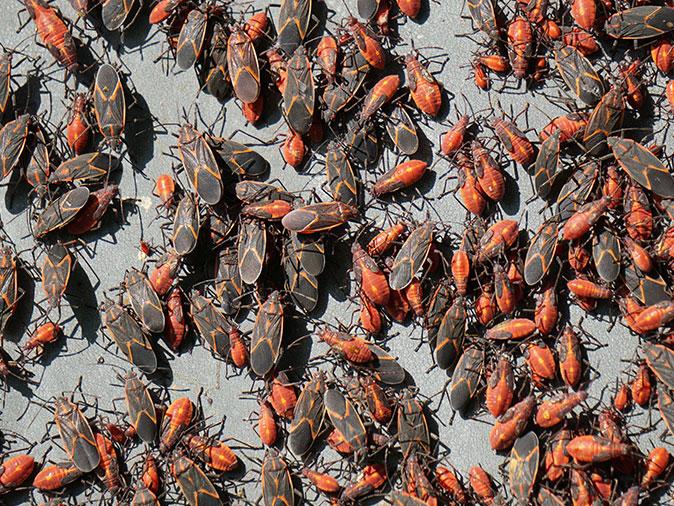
124;371;157;443
171;455;222;505
124;268;165;334
283;45;315;135
0;114;31;182
93;64;126;151
172;194;200;256
324;388;367;458
24;0;78;72
227;28;260;104
189;293;232;359
177;123;223;206
261;449;294;506
101;299;158;375
54;397;100;473
507;431;539;503
250;291;284;377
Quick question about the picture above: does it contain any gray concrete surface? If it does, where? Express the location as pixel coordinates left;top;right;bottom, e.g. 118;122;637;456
0;0;672;504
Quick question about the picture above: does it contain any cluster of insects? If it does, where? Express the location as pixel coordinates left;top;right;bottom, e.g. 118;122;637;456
2;0;674;504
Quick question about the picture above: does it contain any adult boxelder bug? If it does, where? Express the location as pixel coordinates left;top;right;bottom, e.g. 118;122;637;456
389;222;433;291
177;123;223;205
397;390;430;457
54;397;100;473
101;299;158;375
608;136;674;198
176;8;208;70
324;388;367;456
288;372;326;457
450;347;484;412
0;114;31;181
41;242;73;310
49;152;117;185
261;449;294;506
189;293;231;358
227;28;260;104
172;194;200;256
277;0;312;54
94;64;126;151
281;201;358;234
124;268;164;334
283;45;315;135
172;455;222;506
124;371;157;443
33;187;90;238
507;431;539;503
605;6;674;40
250;291;284;377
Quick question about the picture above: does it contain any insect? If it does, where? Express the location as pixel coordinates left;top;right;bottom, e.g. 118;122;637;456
250;291;284;377
123;268;165;334
283;45;315;135
346;17;386;69
450;347;484;412
583;86;625;156
49;151;117;185
172;194;200;256
93;64;126;150
101;0;140;31
24;0;78;72
389;222;433;291
507;16;533;78
281;201;358;234
605;5;674;40
176;8;208;70
123;371;157;443
288;372;325;456
65;93;90;154
33;187;90;238
325;142;358;206
469;466;495;505
535;391;587;428
507;431;539;503
0;454;35;494
435;297;466;370
476;219;519;262
268;372;298;419
0;114;31;181
566;435;631;463
318;328;374;364
608;136;674;198
177;123;223;205
32;461;85;491
361;75;400;122
184;434;238;472
101;299;158;375
54;397;100;473
466;0;499;39
524;217;559;286
159;397;193;453
324;389;367;458
171;455;222;506
302;468;341;494
397;391;430;457
262;450;294;506
486;357;515;417
40;242;73;310
95;433;122;496
490;116;534;166
227;28;260;104
372;159;428;197
489;395;535;450
277;0;312;54
189;293;231;358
